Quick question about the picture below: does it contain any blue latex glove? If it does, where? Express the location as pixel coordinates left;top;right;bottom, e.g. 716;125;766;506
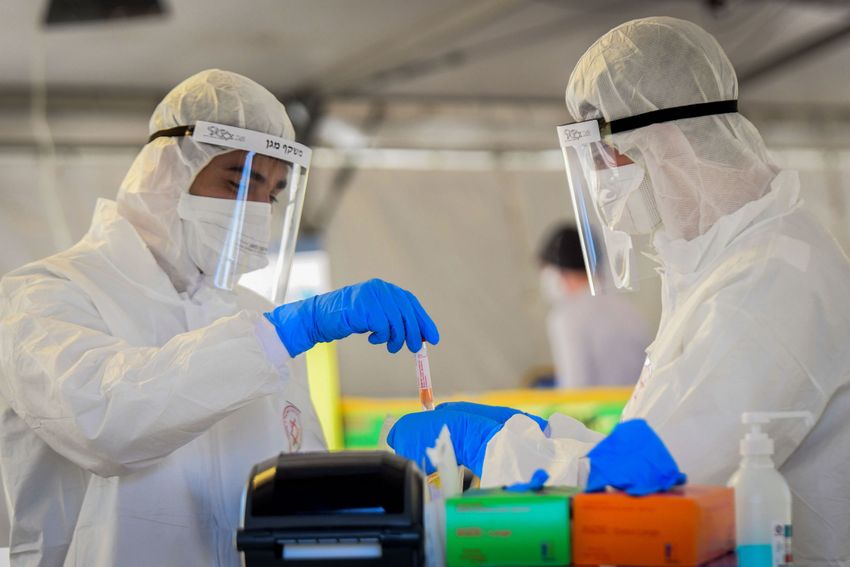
387;410;502;477
585;419;687;496
505;469;549;492
264;278;439;357
387;402;547;476
436;401;548;432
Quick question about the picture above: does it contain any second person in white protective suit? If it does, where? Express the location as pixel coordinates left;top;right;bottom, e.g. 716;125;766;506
0;69;438;567
389;17;850;565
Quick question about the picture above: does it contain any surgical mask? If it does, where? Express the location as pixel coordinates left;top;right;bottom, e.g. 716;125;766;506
596;164;661;235
540;266;567;303
177;192;271;278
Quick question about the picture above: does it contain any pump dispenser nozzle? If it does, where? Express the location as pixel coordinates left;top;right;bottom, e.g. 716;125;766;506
740;411;813;457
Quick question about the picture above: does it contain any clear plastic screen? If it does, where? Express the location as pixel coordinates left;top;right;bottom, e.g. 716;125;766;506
556;120;655;295
186;121;311;303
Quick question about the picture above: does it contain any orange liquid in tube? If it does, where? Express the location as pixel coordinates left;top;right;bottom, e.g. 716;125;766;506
415;345;435;410
419;387;434;411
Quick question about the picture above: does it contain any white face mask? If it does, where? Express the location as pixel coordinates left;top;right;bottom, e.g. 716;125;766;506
539;266;567;304
177;192;272;278
595;163;661;235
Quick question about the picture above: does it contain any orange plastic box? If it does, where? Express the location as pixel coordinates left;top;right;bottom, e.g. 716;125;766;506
572;485;734;566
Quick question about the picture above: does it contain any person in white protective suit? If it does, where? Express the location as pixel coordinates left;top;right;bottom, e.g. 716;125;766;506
0;69;439;567
389;17;850;565
538;224;650;389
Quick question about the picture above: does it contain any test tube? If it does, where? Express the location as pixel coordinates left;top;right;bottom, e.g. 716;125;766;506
414;345;434;410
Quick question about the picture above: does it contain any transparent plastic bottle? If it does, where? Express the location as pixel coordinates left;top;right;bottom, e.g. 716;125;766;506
727;412;812;567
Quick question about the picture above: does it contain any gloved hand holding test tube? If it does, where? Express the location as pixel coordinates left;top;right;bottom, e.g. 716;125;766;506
415;345;434;410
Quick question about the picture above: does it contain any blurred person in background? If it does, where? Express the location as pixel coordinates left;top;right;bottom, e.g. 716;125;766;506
538;224;649;389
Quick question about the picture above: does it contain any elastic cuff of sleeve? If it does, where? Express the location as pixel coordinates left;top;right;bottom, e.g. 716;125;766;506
255;317;293;371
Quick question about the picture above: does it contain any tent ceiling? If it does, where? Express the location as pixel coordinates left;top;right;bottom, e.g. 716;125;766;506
0;0;849;108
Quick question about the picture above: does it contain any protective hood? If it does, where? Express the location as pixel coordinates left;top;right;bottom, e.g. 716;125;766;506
565;17;779;242
116;69;296;293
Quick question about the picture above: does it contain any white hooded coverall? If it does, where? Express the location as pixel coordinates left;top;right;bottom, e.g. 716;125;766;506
483;18;850;565
0;69;325;567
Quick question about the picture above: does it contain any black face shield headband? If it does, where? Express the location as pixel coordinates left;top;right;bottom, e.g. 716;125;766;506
560;100;739;136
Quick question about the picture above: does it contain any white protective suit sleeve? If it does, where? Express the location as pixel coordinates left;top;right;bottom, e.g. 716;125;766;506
0;270;288;478
254;315;292;368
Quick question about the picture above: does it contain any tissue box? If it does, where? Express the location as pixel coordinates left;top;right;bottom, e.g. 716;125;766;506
445;487;578;567
572;485;734;566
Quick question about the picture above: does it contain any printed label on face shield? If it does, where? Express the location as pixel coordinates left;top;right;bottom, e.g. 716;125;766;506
556;120;601;148
193;120;312;168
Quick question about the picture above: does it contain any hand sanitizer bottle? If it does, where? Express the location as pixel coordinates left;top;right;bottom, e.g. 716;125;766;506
727;411;813;567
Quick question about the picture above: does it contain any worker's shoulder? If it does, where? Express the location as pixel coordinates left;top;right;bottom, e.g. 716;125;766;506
233;284;274;311
0;239;99;304
763;214;849;293
712;209;843;286
705;222;850;330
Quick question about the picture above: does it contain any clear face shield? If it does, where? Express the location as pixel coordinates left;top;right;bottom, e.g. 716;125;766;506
555;100;740;295
152;120;311;303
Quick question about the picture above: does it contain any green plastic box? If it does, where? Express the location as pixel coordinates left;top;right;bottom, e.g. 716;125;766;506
445;487;578;566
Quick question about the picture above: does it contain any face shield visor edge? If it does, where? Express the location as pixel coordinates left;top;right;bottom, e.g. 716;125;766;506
555;99;739;295
150;120;312;303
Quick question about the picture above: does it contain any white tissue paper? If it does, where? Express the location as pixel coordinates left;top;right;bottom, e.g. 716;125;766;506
481;414;603;488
